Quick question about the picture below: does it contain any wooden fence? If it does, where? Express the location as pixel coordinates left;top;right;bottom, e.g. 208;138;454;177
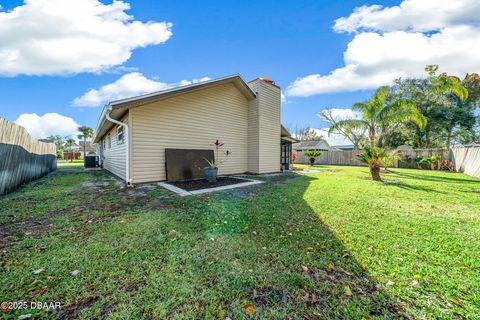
297;150;366;166
0;118;57;195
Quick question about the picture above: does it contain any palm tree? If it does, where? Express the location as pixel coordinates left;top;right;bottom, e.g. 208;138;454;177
77;125;94;158
329;86;427;148
356;146;389;181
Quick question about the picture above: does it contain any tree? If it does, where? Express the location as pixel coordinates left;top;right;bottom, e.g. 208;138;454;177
64;138;76;163
441;73;480;148
391;66;470;148
318;108;366;149
303;150;322;166
46;135;65;159
287;124;323;141
77;125;94;158
355;146;388;181
329;86;427;148
298;127;322;141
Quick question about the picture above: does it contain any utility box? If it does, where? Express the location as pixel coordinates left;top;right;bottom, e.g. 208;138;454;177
84;156;99;168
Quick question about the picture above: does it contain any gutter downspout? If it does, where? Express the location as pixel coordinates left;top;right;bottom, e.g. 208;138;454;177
105;105;132;186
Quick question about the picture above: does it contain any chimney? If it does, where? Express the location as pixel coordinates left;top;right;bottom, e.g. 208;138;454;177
259;77;275;85
246;77;281;174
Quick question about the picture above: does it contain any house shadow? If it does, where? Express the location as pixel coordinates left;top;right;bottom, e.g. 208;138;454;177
194;173;405;318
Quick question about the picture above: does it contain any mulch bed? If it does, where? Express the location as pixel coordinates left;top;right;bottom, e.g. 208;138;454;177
169;177;250;191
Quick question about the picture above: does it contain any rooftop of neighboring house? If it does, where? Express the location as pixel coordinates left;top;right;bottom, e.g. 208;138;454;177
293;139;331;151
78;141;95;152
331;144;355;151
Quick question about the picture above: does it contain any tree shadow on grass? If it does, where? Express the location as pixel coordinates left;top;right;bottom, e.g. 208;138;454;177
381;179;445;194
390;170;480;184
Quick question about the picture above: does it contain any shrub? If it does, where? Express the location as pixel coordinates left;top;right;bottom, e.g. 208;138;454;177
303;151;322;166
441;160;456;172
355;146;388;181
417;155;442;170
381;150;400;171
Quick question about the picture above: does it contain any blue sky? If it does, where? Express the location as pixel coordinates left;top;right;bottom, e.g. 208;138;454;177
1;0;479;143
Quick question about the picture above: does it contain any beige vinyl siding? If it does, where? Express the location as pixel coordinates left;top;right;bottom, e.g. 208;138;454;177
247;80;281;173
101;114;128;180
130;83;249;183
247;81;260;173
258;81;281;173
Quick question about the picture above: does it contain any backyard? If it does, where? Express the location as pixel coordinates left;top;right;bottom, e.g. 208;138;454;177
0;164;479;319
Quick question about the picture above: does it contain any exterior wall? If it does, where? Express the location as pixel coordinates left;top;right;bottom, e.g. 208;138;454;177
247;84;260;173
101;114;128;180
247;80;281;173
130;83;250;183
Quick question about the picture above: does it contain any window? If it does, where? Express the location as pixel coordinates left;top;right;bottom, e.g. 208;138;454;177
108;134;111;149
116;126;124;144
102;138;106;150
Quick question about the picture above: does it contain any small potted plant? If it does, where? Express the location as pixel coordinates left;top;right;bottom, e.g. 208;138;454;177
204;140;231;182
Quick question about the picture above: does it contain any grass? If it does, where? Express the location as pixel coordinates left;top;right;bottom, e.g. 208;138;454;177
0;163;479;319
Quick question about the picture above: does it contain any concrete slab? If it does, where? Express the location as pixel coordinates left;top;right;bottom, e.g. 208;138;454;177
158;177;264;196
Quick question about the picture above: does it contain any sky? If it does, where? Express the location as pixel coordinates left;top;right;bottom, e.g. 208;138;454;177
1;0;480;145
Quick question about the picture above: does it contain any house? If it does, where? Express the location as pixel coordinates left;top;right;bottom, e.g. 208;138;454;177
293;139;332;165
63;143;81;160
78;141;96;159
92;75;296;185
293;139;332;153
332;144;355;151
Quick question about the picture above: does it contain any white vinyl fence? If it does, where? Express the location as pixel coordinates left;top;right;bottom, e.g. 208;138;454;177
451;147;480;178
0;118;57;195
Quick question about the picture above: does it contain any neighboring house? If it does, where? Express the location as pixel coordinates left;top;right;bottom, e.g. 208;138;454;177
293;140;332;153
293;140;331;165
332;144;355;151
92;75;296;185
63;143;80;160
78;141;96;159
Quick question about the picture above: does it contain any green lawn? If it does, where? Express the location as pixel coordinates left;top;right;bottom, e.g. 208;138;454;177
1;164;479;319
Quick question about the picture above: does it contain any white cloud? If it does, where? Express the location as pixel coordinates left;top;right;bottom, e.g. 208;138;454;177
287;0;480;96
0;0;172;76
314;128;352;146
333;0;480;33
72;72;210;107
15;113;79;139
317;108;361;122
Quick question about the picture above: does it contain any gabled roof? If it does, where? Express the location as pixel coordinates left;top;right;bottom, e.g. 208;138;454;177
78;141;95;151
293;139;331;151
93;74;256;143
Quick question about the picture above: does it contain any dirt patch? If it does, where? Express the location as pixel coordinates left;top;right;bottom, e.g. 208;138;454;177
0;209;74;249
54;296;100;320
123;279;146;292
169;177;251;191
252;287;290;306
305;267;403;317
